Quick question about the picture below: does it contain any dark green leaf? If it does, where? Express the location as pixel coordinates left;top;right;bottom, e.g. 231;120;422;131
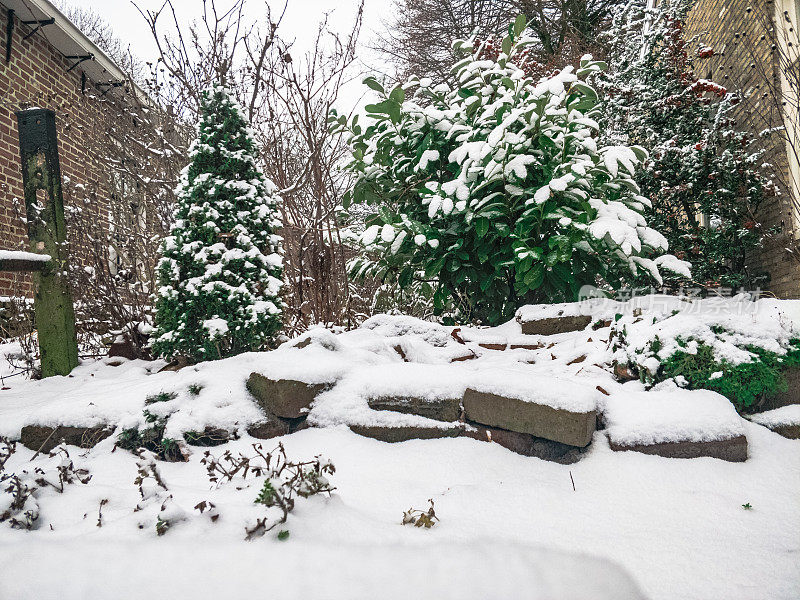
513;14;527;36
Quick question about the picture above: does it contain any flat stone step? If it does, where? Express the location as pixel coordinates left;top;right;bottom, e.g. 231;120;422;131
183;427;232;447
463;374;598;447
519;315;592;336
246;373;331;419
367;395;462;423
463;422;587;463
516;304;593;336
603;388;748;461
608;436;748;461
349;423;463;443
20;424;112;453
748;405;800;440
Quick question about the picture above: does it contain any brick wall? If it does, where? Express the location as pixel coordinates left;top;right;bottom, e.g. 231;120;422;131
0;4;114;298
686;0;800;298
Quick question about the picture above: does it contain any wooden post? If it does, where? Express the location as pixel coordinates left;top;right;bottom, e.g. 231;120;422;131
16;108;78;377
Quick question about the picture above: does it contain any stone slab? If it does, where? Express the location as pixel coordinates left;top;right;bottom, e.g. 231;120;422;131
20;425;112;453
246;373;330;419
183;427;232;447
519;315;592;336
349;424;462;443
478;343;507;351
462;388;596;447
608;434;748;462
765;424;800;439
107;339;139;360
246;418;291;440
367;395;462;423
451;351;477;362
463;422;586;464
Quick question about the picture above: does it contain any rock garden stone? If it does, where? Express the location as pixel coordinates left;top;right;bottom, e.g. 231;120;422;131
603;388;748;462
183;426;232;447
349;423;463;443
518;314;592;336
478;342;507;350
367;395;462;423
107;339;139;360
20;424;112;453
463;423;586;464
462;377;598;447
760;424;800;440
748;405;800;440
450;350;477;362
246;373;330;419
608;436;748;461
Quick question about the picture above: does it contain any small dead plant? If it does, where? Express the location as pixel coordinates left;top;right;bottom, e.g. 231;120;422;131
402;498;439;529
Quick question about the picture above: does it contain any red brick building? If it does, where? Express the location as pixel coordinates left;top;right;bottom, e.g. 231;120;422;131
0;0;173;304
684;0;800;297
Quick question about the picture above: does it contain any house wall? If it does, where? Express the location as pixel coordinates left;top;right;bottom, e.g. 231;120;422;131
686;0;800;297
0;4;112;298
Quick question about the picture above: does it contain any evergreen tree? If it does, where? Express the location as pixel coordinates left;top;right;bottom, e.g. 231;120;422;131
152;83;284;361
598;0;776;289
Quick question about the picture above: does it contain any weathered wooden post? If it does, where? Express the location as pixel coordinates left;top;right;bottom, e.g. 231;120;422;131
14;108;78;377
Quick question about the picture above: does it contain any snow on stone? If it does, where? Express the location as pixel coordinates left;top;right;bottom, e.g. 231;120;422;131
748;405;800;428
0;250;50;262
602;385;746;446
308;363;468;430
467;367;599;413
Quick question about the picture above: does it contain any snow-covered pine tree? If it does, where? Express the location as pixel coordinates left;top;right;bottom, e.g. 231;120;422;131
152;83;284;361
337;15;690;325
597;0;776;289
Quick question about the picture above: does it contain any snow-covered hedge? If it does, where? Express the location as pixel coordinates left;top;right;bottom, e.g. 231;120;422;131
337;16;689;324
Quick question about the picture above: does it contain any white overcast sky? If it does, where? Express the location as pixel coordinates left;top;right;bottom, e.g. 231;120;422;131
65;0;393;112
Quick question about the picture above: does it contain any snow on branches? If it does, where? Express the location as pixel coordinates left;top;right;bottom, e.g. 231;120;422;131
597;0;776;290
152;83;284;361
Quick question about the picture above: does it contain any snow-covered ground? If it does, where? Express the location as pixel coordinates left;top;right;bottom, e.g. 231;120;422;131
1;424;798;600
1;295;799;599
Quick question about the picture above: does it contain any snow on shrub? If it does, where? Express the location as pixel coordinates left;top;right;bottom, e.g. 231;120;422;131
1;442;91;530
202;443;335;540
597;0;776;289
336;15;690;325
152;83;284;361
609;303;800;411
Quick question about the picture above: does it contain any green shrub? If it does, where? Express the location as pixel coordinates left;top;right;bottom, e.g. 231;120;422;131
145;391;178;405
659;339;800;412
337;16;689;325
